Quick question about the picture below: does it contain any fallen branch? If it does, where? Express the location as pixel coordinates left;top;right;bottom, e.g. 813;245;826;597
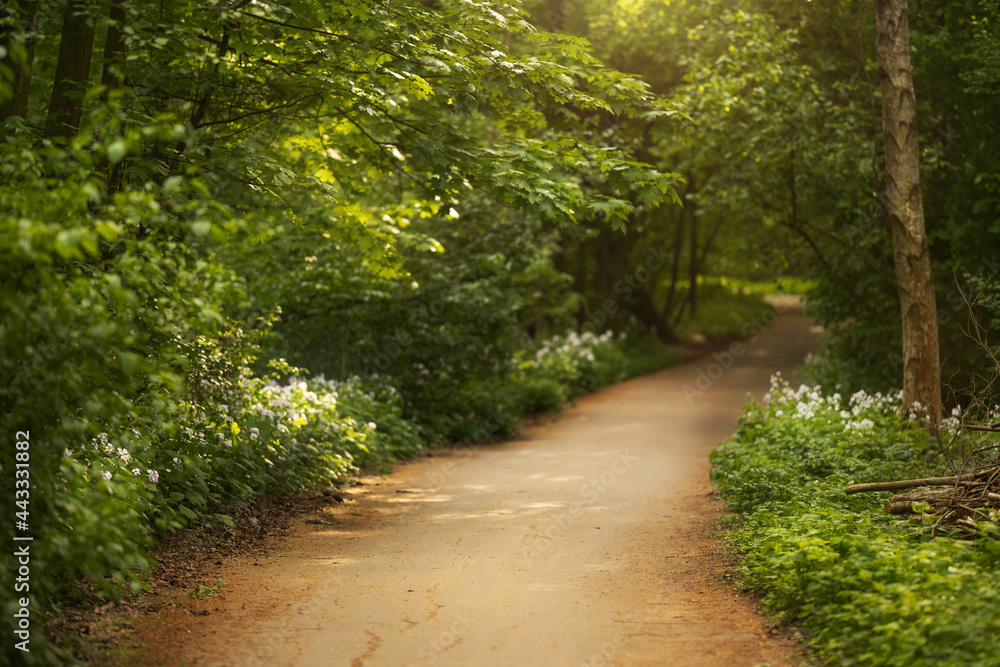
961;424;1000;433
844;466;999;495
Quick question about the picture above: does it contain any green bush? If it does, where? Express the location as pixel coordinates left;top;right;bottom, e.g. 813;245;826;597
0;116;241;663
0;117;424;663
513;377;569;414
0;114;680;662
515;330;629;397
712;375;1000;666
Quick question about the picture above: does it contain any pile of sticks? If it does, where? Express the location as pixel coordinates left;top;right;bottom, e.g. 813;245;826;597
846;466;1000;539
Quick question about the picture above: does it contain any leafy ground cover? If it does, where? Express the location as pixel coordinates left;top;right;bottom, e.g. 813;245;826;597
712;376;1000;666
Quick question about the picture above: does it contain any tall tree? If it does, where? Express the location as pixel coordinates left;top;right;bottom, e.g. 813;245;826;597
44;0;95;137
874;0;941;423
0;0;41;121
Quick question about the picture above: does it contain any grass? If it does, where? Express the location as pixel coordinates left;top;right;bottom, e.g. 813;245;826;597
675;284;773;341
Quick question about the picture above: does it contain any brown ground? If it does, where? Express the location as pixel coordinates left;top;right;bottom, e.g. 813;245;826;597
97;307;819;667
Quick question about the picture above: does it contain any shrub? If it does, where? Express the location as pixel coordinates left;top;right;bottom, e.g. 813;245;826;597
712;375;1000;666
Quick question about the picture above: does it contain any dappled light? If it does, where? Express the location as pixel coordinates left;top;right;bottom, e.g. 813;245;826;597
2;0;998;664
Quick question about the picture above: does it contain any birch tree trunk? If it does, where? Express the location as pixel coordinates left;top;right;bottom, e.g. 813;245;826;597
874;0;941;424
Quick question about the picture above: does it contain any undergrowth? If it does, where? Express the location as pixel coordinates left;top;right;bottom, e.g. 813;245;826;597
17;323;680;663
711;375;1000;666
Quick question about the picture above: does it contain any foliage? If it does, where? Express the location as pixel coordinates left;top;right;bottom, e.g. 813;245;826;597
712;376;1000;666
510;330;628;412
5;0;997;661
540;0;1000;399
1;0;690;659
234;198;561;442
673;284;770;341
189;580;224;599
0;113;241;664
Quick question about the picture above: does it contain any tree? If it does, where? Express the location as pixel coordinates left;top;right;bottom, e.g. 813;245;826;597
45;0;96;137
0;0;41;121
874;0;942;424
2;5;687;653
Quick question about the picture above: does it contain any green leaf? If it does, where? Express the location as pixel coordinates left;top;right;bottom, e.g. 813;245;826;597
108;139;127;166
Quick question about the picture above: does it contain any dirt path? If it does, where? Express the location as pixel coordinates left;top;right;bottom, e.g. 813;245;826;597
130;309;819;666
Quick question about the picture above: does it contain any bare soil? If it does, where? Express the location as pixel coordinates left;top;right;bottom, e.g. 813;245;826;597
95;309;819;667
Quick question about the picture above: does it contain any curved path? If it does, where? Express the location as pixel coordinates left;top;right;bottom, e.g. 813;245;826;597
136;308;818;666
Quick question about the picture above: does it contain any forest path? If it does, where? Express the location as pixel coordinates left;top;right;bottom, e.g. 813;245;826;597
132;305;818;667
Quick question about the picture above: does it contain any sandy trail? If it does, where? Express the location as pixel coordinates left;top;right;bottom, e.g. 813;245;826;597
133;309;818;666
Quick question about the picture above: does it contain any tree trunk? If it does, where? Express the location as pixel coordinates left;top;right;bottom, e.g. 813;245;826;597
542;0;569;32
100;1;127;194
100;1;127;93
628;285;680;344
687;197;698;317
45;0;96;138
874;0;941;424
0;0;41;121
662;211;685;319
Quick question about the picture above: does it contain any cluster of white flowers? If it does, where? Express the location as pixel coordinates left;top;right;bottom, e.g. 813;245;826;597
262;377;338;421
845;418;876;431
766;374;840;414
531;329;621;366
68;429;157;485
765;373;900;434
847;388;902;416
939;403;1000;437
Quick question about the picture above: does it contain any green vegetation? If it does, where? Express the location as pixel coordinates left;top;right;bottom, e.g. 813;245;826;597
713;377;1000;666
189;580;223;599
0;0;693;660
534;0;1000;402
2;0;999;661
674;284;770;341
